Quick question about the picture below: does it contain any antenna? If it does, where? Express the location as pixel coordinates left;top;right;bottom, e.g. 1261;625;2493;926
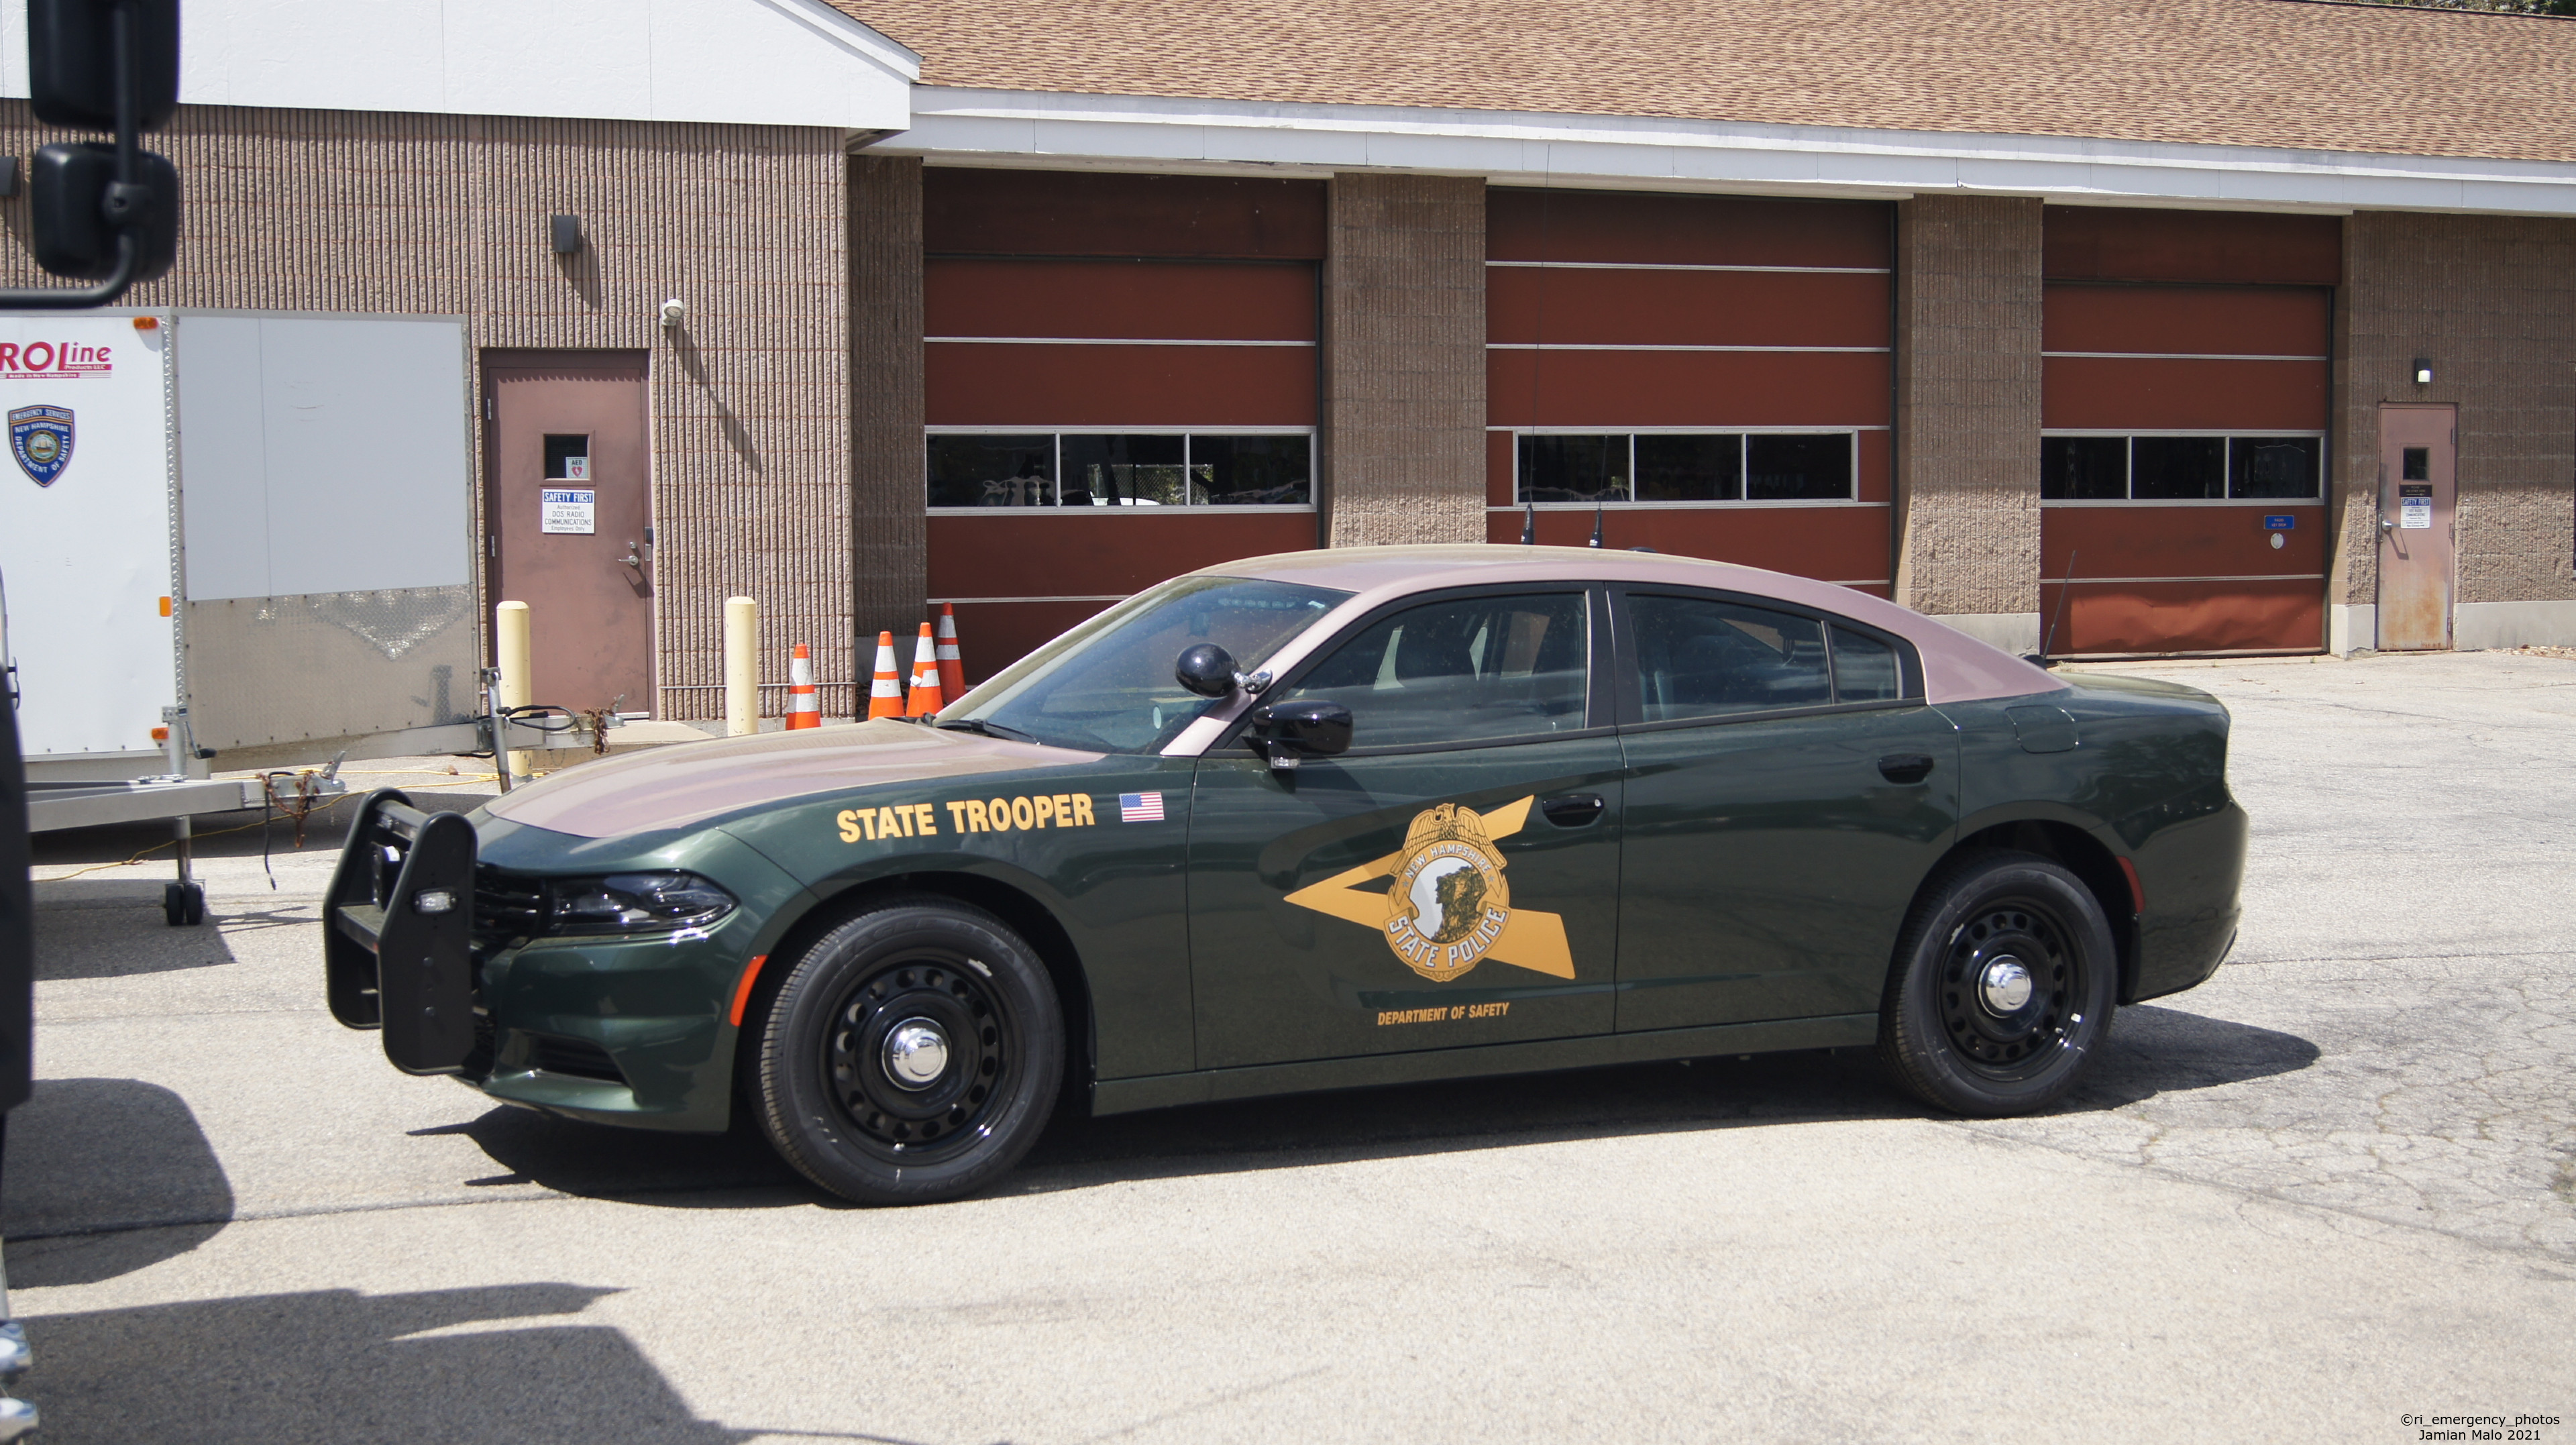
2037;548;2076;665
1588;498;1603;549
1520;500;1535;545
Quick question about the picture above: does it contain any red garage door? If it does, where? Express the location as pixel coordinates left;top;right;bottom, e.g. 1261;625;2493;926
2040;209;2341;656
1484;189;1894;595
924;170;1325;680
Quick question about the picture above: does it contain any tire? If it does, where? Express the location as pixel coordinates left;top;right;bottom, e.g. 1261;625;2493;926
1878;851;2116;1117
752;896;1063;1205
163;882;205;927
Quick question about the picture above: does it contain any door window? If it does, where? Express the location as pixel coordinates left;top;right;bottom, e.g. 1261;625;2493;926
1267;592;1589;748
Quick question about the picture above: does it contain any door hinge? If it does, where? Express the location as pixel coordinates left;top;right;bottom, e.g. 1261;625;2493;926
484;395;495;421
487;534;497;559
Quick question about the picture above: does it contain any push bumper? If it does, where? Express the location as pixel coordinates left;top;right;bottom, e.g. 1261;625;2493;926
325;788;480;1075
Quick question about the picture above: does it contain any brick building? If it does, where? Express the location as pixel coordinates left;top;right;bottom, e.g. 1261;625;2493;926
6;0;2571;717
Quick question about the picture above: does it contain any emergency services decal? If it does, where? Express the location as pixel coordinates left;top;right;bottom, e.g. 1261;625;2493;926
1283;796;1574;984
9;405;74;487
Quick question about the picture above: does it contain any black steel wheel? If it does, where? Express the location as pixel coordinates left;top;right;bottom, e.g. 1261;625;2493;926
1878;851;2116;1116
753;897;1061;1205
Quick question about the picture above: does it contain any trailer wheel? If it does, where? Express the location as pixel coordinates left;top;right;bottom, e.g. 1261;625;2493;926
162;882;204;927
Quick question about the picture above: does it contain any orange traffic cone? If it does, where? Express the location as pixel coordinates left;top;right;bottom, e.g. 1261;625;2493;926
866;631;904;719
935;603;966;702
786;644;821;729
906;624;943;716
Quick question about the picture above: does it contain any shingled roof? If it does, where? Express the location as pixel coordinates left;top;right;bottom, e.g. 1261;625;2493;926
835;0;2576;165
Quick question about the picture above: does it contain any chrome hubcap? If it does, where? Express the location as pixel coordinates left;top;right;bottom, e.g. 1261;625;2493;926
1978;957;2034;1016
882;1018;950;1089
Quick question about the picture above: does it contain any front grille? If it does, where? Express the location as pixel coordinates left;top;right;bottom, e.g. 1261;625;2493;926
525;1033;625;1083
473;867;545;950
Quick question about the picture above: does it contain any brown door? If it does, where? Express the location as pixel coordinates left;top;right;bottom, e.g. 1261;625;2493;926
484;351;653;713
2375;404;2456;652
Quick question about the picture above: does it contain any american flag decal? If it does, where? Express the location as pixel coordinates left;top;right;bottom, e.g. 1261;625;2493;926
1118;792;1165;822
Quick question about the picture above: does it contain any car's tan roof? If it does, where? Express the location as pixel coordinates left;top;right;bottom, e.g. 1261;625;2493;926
839;0;2576;165
1195;544;2063;707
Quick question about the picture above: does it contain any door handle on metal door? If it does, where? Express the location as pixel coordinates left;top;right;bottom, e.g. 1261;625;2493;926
1540;793;1605;826
619;542;645;573
1878;753;1935;785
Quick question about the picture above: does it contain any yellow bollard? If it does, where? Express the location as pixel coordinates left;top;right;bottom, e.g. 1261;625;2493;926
494;600;533;782
724;596;759;737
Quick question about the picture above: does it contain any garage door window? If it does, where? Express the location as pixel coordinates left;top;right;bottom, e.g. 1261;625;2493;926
928;431;1314;509
2041;434;2321;501
1517;432;1854;504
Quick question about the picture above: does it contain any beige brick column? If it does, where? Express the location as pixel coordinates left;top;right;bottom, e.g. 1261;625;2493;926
1320;173;1487;547
1892;196;2045;654
849;154;926;651
2333;213;2576;653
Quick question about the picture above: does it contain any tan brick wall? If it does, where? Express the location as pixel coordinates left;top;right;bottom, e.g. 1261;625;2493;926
1892;195;2043;621
1321;173;1485;547
0;102;853;719
2332;213;2576;610
849;156;925;645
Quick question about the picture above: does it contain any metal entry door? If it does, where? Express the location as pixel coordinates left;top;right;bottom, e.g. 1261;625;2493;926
484;352;653;714
2375;404;2456;652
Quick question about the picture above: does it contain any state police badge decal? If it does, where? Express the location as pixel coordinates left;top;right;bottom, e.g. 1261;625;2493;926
1283;796;1576;984
10;405;74;487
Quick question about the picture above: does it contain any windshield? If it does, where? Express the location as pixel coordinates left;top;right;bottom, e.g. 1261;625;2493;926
942;575;1351;753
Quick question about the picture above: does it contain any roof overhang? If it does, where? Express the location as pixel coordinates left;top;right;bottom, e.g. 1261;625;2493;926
892;86;2576;218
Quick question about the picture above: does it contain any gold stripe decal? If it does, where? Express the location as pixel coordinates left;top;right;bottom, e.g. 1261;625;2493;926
1283;796;1574;984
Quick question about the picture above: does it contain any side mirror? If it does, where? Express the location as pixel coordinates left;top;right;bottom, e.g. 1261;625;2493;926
1175;643;1238;698
1247;700;1352;771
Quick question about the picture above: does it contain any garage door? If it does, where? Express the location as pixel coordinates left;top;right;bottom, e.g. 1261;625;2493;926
2039;208;2341;656
1484;189;1894;596
923;170;1325;681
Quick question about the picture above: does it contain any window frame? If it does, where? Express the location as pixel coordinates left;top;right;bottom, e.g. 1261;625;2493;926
1507;426;1864;508
925;425;1320;515
1606;585;1926;733
1220;583;1617;758
2039;429;2329;506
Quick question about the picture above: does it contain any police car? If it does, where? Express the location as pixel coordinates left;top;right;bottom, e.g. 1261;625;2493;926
326;545;2246;1204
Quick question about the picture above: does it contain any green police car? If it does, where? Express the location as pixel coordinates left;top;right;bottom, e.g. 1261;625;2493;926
325;545;2247;1205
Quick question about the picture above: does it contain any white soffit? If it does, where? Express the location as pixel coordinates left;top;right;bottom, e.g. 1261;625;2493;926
0;0;920;131
897;87;2576;217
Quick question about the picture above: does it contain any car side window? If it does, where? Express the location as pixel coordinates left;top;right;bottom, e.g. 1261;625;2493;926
1270;592;1589;748
1830;625;1904;703
1629;594;1833;720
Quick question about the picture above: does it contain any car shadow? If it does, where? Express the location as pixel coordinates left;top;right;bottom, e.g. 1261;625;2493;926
432;1004;2316;1208
411;1110;807;1205
4;1079;236;1287
17;1283;839;1445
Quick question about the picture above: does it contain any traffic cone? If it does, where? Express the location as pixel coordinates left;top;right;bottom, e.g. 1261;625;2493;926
865;631;904;719
906;624;943;716
785;644;820;729
935;603;966;702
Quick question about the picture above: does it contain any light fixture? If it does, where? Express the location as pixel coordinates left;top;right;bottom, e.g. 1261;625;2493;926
659;298;686;328
550;214;582;255
2412;357;2433;385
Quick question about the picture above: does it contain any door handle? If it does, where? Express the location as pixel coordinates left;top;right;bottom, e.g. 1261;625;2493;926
1878;753;1935;785
619;541;645;573
1540;793;1605;826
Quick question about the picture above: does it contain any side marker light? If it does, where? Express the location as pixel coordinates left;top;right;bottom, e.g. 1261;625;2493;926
729;953;770;1027
2116;855;2145;914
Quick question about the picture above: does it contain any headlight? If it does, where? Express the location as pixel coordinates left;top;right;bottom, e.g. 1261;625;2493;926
541;872;736;935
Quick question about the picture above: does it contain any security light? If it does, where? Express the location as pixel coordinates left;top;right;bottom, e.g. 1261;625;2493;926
2412;358;2433;385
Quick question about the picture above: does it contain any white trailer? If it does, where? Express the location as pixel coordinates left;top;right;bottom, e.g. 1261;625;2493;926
0;309;519;922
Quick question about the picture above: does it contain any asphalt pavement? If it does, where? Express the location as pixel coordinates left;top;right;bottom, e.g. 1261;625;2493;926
5;653;2572;1442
